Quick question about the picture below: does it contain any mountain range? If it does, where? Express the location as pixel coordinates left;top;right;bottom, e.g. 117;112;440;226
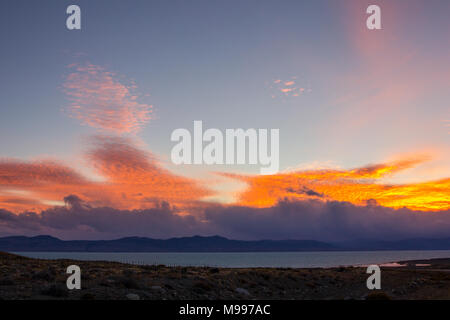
1;235;450;252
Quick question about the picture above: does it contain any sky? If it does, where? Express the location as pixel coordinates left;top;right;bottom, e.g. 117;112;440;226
0;0;449;240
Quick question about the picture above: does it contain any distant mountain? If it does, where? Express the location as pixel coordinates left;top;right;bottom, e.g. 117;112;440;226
0;235;336;252
335;238;450;251
1;235;450;252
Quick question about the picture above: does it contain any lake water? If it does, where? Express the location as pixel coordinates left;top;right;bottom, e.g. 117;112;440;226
13;250;450;268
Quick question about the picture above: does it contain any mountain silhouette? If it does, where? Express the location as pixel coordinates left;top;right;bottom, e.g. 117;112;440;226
1;235;450;252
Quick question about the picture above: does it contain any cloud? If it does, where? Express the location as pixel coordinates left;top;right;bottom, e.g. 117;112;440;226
1;146;447;214
0;202;206;240
268;77;311;99
286;187;323;198
0;159;88;186
0;159;91;212
4;150;442;213
223;156;450;211
203;199;450;241
84;135;212;209
63;63;152;134
1;199;449;241
0;136;212;212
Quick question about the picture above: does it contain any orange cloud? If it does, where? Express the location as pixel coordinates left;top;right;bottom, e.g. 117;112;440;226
0;159;91;212
0;137;211;213
1;146;447;214
85;135;212;209
0;159;88;187
63;63;152;134
0;194;46;213
224;156;450;211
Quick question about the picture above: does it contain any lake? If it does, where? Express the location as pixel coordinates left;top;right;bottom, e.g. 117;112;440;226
13;250;450;268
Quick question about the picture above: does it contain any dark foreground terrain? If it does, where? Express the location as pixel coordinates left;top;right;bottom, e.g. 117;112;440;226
0;252;449;300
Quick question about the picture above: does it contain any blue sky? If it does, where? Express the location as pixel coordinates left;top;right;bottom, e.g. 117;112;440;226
0;0;449;193
0;0;449;239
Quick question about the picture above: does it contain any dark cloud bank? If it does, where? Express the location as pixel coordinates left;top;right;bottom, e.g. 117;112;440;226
1;196;449;242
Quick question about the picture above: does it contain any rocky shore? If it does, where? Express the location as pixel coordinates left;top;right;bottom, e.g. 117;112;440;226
0;252;449;300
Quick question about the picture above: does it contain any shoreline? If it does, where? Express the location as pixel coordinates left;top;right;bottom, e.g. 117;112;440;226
9;250;450;269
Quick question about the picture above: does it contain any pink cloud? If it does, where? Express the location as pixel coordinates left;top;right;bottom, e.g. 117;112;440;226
63;63;152;134
269;77;311;99
0;136;212;213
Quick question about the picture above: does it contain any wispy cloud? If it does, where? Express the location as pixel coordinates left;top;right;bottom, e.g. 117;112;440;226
63;63;152;134
268;77;311;99
223;155;450;211
2;149;447;213
0;136;211;212
85;135;212;209
0;159;90;212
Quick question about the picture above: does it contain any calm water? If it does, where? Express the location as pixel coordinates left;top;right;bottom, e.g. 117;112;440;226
13;250;450;268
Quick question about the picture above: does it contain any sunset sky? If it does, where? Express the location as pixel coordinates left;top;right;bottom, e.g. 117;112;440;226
0;0;449;240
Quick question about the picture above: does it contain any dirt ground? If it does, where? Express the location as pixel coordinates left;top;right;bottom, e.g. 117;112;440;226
0;252;449;300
